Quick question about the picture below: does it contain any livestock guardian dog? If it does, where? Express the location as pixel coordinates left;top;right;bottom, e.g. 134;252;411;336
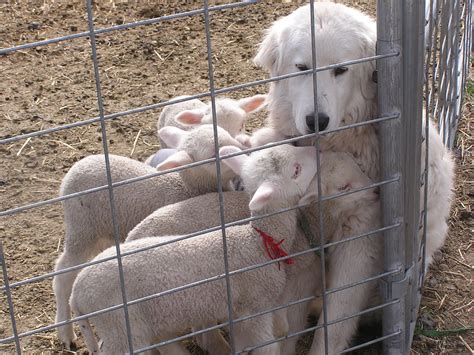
254;2;455;353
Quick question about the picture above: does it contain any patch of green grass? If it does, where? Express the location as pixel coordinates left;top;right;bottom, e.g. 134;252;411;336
466;79;474;98
415;325;474;338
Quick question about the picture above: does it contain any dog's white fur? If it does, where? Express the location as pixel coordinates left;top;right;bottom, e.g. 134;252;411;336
254;2;455;352
254;3;379;178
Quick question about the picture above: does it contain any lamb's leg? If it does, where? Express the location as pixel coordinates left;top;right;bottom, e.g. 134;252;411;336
54;248;95;348
234;313;280;355
279;303;311;355
158;343;190;355
194;328;230;355
77;318;99;354
309;237;380;354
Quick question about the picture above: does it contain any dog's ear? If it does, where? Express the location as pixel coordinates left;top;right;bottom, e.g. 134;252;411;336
358;31;377;101
254;25;281;76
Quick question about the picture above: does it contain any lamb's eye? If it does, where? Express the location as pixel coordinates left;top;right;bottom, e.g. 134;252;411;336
292;163;301;179
334;66;348;76
296;64;309;72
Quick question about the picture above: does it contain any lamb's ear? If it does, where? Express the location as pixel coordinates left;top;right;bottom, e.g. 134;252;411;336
249;181;276;211
156;151;193;171
219;146;249;175
225;136;249;151
158;126;188;149
175;109;206;126
238;94;267;113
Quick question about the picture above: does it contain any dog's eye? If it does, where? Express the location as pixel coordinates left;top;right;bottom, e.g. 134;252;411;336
296;64;310;72
334;66;348;76
292;163;301;179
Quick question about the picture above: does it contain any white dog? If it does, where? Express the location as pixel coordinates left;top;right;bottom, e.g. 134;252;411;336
253;2;455;353
253;2;379;179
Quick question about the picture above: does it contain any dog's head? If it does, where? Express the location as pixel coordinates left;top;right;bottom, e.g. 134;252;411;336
254;3;377;136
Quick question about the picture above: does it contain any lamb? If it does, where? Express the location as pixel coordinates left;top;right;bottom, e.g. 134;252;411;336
126;191;250;355
126;191;250;242
145;94;266;167
53;124;245;348
125;191;333;355
156;94;267;148
69;144;324;355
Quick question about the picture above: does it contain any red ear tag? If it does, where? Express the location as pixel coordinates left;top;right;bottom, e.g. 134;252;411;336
253;227;294;270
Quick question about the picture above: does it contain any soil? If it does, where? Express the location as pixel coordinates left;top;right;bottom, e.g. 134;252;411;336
0;1;472;354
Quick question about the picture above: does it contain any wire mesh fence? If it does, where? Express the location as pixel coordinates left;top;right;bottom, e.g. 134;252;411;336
425;0;473;148
0;0;471;354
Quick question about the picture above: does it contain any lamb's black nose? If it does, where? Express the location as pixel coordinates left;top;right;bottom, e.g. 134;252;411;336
305;112;330;132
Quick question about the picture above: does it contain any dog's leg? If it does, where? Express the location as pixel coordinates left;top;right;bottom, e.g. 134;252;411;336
309;236;381;354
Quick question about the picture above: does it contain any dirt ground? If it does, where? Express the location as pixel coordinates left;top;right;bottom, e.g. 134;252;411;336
0;1;472;354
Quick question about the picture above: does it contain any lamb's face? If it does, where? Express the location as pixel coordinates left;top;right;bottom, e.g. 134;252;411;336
319;152;376;207
207;99;247;137
176;95;266;138
157;125;245;176
242;145;318;203
183;125;246;176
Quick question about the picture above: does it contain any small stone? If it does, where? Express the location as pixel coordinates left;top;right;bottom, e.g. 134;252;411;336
70;25;78;32
28;22;41;30
419;314;436;329
25;161;38;168
428;277;438;287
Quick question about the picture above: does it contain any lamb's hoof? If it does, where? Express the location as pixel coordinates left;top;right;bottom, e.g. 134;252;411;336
58;329;77;350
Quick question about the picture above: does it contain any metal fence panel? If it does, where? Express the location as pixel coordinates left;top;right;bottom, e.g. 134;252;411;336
0;0;471;354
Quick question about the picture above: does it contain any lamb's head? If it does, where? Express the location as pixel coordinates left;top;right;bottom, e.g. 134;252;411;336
157;124;246;182
318;152;378;215
220;144;318;212
174;95;267;137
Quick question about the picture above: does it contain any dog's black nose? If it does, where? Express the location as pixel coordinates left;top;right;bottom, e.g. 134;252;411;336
305;112;330;132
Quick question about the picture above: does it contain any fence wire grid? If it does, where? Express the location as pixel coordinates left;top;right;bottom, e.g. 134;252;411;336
0;0;471;354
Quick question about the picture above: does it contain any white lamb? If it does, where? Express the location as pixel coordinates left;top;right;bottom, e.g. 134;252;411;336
70;144;323;355
125;191;335;355
126;191;250;355
126;191;250;242
156;94;267;148
54;124;245;348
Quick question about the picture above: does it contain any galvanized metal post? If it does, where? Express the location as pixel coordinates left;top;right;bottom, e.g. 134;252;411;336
401;0;426;352
376;1;406;353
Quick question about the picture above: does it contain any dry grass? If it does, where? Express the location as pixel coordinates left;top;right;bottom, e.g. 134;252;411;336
0;1;472;354
411;73;474;354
